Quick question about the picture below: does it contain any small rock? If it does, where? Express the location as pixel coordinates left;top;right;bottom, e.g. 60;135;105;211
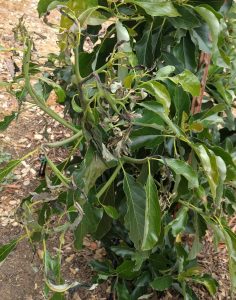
65;254;75;263
34;134;43;140
9;200;17;205
37;249;44;260
19;138;28;143
12;221;19;227
23;180;30;186
30;168;37;175
70;267;79;275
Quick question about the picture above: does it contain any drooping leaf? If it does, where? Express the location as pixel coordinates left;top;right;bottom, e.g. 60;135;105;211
167;207;189;236
125;0;180;17
123;172;145;249
172;35;198;73
0;239;18;266
170;70;201;97
74;202;103;249
0;112;17;131
195;6;220;51
46;280;80;293
37;0;67;17
150;275;173;291
135;22;154;67
39;77;66;103
195;145;220;199
103;205;119;220
155;66;175;79
169;5;201;29
115;281;131;300
191;275;218;296
0;159;21;182
141;173;161;251
220;225;236;290
190;24;211;53
161;158;199;189
140;81;171;113
115;260;139;280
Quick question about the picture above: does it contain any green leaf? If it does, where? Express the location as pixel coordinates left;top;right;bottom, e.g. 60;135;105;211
141;173;161;251
45;155;70;187
195;145;220;199
73;148;109;195
50;293;65;300
135;22;154;67
155;66;175;79
220;226;236;290
103;205;119;219
115;281;131;300
115;260;138;280
195;6;220;52
0;159;21;182
150;275;173;291
138;101;182;135
172;35;197;73
168;207;189;236
190;25;211;53
39;77;66;103
140;81;171;113
0;112;17;131
74;202;103;249
125;0;180;17
173;86;191;124
170;70;201;97
0;239;18;266
123;172;145;249
37;0;67;17
169;6;201;29
189;0;225;11
116;21;132;81
71;96;83;113
191;275;218;296
162;158;199;189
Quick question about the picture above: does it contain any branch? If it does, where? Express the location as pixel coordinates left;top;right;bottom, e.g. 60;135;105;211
191;52;211;115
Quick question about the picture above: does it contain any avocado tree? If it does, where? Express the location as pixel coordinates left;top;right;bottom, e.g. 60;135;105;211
1;0;236;299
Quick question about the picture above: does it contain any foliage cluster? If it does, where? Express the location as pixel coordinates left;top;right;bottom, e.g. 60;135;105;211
1;0;236;299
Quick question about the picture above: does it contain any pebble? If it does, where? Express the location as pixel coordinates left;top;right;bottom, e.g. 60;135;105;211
30;168;36;175
9;200;17;205
23;180;30;186
34;133;43;140
12;221;19;227
19;138;28;143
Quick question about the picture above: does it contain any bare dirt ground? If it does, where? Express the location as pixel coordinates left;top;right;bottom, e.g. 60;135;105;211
0;1;235;300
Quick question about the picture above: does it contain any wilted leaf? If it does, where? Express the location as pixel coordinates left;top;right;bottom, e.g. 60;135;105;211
0;112;17;131
0;240;18;266
0;160;21;182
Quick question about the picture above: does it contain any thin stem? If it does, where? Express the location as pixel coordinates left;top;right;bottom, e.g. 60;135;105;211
74;26;82;83
122;156;149;164
97;164;123;199
23;39;79;133
44;131;83;148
